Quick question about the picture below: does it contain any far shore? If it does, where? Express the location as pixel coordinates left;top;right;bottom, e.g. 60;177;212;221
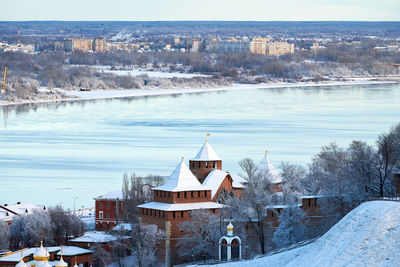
1;77;399;108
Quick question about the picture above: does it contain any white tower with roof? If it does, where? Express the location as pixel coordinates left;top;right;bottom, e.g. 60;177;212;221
254;149;282;184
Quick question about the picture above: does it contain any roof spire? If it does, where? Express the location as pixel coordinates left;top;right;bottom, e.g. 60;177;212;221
206;133;210;142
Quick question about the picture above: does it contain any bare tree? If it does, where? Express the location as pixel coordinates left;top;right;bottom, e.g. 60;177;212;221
375;133;398;197
48;205;84;245
238;158;256;180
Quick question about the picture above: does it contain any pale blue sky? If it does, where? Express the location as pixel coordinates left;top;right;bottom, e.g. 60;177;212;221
3;0;400;21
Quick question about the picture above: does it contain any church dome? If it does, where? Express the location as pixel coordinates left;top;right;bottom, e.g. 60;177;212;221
33;241;50;261
15;259;28;267
55;256;68;267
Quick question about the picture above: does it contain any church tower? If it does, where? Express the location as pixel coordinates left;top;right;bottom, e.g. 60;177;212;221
189;135;222;183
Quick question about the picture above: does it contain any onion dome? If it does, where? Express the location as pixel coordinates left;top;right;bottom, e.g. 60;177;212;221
227;221;234;236
33;241;50;261
55;256;68;267
15;259;28;267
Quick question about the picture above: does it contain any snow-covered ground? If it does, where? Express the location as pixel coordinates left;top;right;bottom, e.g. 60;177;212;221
72;207;95;230
64;79;399;101
198;201;400;267
1;78;398;107
100;68;209;78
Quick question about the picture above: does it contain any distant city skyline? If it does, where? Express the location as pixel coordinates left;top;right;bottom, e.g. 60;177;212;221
2;0;400;21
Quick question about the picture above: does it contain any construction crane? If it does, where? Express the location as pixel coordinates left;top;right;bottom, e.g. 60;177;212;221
2;65;8;94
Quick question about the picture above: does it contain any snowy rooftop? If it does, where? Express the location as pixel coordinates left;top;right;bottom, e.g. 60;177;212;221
55;246;92;256
112;223;132;231
95;190;124;200
254;152;283;184
0;203;46;222
230;174;247;188
203;170;230;199
192;140;221;161
137;201;225;211
69;231;121;243
301;195;329;199
266;204;302;209
0;246;90;263
154;160;205;192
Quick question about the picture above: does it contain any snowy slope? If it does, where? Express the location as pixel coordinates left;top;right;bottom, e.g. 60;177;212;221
204;201;400;267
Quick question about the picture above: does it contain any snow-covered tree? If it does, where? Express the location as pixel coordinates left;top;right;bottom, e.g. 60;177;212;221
347;141;376;196
280;162;307;204
273;206;306;248
227;167;274;254
130;220;163;267
177;209;221;262
10;210;54;249
0;221;9;250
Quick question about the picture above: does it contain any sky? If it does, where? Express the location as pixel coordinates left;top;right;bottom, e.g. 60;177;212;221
2;0;400;21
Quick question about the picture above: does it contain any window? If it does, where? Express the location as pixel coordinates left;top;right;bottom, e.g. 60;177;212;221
198;191;200;197
163;211;165;218
189;211;192;217
206;162;208;168
99;211;103;219
106;201;110;208
173;211;176;218
99;202;103;208
184;192;187;198
213;161;216;168
191;191;193;198
181;211;184;218
149;210;152;216
177;192;180;198
205;191;208;197
198;162;201;168
106;213;110;218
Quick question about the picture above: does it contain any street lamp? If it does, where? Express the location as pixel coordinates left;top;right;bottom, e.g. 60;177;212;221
73;197;78;214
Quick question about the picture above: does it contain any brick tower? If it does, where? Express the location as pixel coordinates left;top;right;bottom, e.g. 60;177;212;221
189;136;223;183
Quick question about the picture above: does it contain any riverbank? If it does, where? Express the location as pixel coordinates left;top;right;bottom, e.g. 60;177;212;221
1;77;399;107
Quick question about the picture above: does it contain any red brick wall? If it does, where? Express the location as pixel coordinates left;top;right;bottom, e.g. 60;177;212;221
154;190;212;203
62;254;93;267
189;160;222;183
95;199;125;231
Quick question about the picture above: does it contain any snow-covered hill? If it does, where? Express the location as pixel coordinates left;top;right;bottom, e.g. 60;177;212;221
206;201;400;267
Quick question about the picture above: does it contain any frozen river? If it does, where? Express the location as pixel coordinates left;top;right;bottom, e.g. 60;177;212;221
1;84;399;209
